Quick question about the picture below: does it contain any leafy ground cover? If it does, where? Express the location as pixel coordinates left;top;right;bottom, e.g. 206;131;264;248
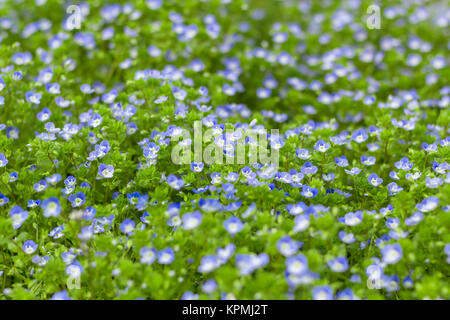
0;0;449;300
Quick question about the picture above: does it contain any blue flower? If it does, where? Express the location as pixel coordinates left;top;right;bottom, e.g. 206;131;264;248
158;248;175;265
65;261;83;278
9;205;29;229
223;216;244;236
425;176;443;188
36;108;51;121
166;174;184;190
394;157;413;171
0;153;8;167
345;167;361;175
190;161;204;172
217;244;235;265
33;179;48;192
199;198;221;212
312;285;333;300
351;128;368;143
296;148;311;159
23;240;38;254
367;173;383;187
202;279;218;294
182;211;202;230
0;193;9;206
68;192;86;207
300;185;318;198
338;231;356;244
293;214;310;232
41;197;61;217
139;247;157;265
25;91;42;104
327;257;349;272
361;155;376;166
387;182;403;195
49;225;65;239
339;211;363;226
286;254;308;275
98;163;114;178
120;219;135;234
405;211;424;226
277;235;301;257
415;196;439;212
336;288;356;300
381;243;403;264
51;291;71;300
82;207;96;220
301;161;318;175
198;255;220;273
314;139;330;153
61;251;77;265
64;175;76;186
9;172;18;182
286;202;308;215
335;155;349;167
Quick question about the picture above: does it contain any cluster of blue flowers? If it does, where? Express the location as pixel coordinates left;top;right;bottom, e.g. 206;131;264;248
0;0;449;300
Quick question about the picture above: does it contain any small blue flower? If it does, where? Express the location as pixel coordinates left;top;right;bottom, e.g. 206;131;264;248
64;175;76;186
223;216;244;236
198;255;220;273
0;153;8;167
425;176;443;188
301;161;318;175
98;163;114;178
68;192;86;207
405;211;424;226
300;185;318;198
182;211;202;230
285;254;308;275
0;193;9;206
9;172;18;182
293;214;310;232
387;182;403;195
381;243;403;264
120;219;135;234
51;291;71;300
395;157;413;171
139;247;157;265
335;155;349;167
367;173;383;187
277;235;301;257
312;285;333;300
327;257;349;272
166;174;184;190
199;198;222;212
65;261;83;278
158;248;175;264
314;139;330;153
339;211;363;226
41;197;61;217
23;240;38;254
296;148;311;160
9;205;29;229
338;231;356;244
190;161;204;172
286;202;308;215
345;167;361;175
361;155;376;166
415;196;439;212
202;279;218;294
